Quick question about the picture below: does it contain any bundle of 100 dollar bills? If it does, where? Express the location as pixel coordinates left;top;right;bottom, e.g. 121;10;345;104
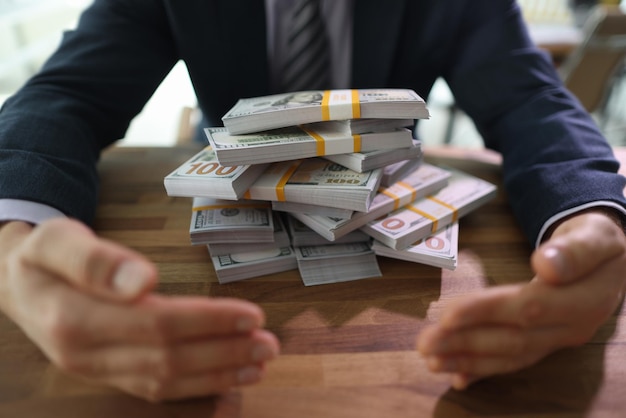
221;89;429;134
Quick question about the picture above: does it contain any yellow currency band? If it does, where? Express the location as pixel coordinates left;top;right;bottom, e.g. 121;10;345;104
407;197;459;233
321;91;332;120
407;205;439;232
301;128;362;155
427;196;459;222
353;134;362;152
397;181;417;202
301;127;326;156
380;181;416;210
192;203;270;212
320;90;361;120
351;89;361;118
276;161;302;201
381;189;401;210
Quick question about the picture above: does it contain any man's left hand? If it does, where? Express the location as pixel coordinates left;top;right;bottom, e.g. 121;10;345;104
417;210;626;389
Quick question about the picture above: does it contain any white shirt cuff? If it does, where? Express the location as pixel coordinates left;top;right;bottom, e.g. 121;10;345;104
0;199;66;225
535;201;626;248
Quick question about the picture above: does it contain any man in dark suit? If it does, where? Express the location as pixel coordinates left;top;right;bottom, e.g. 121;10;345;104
1;0;625;401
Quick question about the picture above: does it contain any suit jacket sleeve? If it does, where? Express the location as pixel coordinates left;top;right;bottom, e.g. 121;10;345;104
441;0;626;243
0;0;177;224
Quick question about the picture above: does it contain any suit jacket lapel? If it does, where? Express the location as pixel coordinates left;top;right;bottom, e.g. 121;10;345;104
352;0;407;87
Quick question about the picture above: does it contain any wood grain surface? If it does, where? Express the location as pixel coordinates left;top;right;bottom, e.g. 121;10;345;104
1;144;625;417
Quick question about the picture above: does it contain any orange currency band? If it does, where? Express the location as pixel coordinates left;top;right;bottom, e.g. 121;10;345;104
276;160;302;201
380;182;417;210
301;127;362;155
427;196;459;222
397;181;417;202
407;197;459;233
407;206;439;233
351;89;361;118
321;90;361;120
300;127;326;156
321;91;332;120
352;134;362;152
380;189;402;210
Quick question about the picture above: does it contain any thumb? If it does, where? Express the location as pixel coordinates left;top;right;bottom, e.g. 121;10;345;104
22;218;157;301
531;211;625;285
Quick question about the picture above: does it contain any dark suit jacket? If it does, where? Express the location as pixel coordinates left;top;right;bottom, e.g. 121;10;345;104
0;0;624;244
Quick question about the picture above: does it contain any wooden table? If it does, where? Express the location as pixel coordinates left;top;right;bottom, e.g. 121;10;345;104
1;145;625;417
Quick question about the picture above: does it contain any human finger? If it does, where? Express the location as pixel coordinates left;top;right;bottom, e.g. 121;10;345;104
78;295;269;346
69;329;279;379
6;266;279;400
417;323;564;358
532;211;625;284
0;220;31;250
438;271;619;332
421;327;572;374
450;373;477;390
436;285;537;330
21;218;157;301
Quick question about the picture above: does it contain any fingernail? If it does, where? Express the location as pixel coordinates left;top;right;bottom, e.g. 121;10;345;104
419;339;446;355
237;366;263;384
252;344;276;362
543;246;568;278
451;374;469;390
428;356;458;372
236;316;258;332
112;261;151;297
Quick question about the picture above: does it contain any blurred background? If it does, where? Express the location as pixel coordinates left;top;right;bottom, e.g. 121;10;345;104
1;0;625;148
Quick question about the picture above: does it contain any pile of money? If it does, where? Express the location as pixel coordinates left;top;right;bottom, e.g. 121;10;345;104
361;168;497;250
290;163;453;241
164;88;497;285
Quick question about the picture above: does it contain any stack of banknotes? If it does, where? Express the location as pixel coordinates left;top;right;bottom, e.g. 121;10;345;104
164;89;497;285
221;89;429;134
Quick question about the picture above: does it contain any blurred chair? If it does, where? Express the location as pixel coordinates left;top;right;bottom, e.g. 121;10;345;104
176;106;195;144
559;4;626;120
176;106;204;144
520;0;581;65
443;4;626;145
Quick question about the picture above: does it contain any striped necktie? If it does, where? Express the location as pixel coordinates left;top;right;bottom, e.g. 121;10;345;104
280;0;331;92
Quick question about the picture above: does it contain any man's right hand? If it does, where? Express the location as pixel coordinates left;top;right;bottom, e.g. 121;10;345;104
0;218;279;402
